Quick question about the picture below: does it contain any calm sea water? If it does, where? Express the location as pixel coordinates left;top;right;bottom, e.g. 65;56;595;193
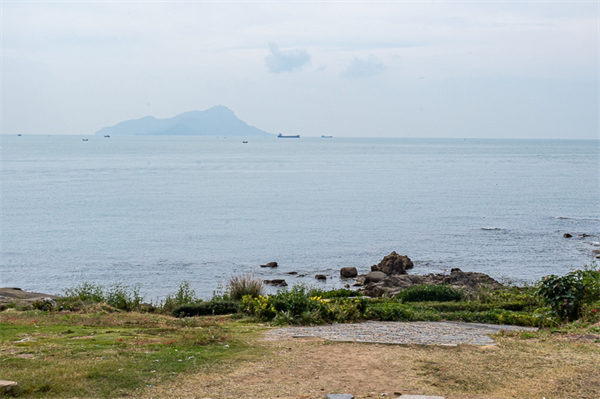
1;135;598;300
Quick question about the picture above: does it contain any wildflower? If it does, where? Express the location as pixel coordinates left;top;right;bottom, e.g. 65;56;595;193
594;309;597;313
119;338;123;341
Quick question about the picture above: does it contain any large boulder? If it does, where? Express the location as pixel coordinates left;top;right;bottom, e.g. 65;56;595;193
364;271;386;284
371;251;414;275
260;262;278;268
340;267;358;278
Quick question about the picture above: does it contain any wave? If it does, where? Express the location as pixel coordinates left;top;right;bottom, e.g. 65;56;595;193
556;216;600;221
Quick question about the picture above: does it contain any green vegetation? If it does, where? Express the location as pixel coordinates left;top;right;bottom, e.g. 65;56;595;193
536;264;600;321
172;301;240;317
0;311;265;398
226;274;264;301
395;284;463;302
1;265;599;397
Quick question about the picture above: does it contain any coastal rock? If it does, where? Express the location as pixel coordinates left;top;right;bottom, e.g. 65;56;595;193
354;274;367;286
340;267;358;278
260;262;278;268
263;279;287;287
371;252;414;275
285;271;298;275
0;380;18;395
563;233;572;238
365;271;386;284
0;287;59;307
315;275;327;280
360;268;502;298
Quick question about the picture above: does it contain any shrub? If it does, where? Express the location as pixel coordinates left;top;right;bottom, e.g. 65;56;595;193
537;264;600;321
172;301;239;317
396;284;463;302
63;282;105;303
319;289;363;299
242;285;368;325
163;281;199;313
104;283;144;311
227;274;264;301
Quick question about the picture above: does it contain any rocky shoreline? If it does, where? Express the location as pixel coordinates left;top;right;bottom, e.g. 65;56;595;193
261;251;505;297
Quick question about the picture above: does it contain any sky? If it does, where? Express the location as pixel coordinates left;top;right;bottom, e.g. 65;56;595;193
2;1;599;139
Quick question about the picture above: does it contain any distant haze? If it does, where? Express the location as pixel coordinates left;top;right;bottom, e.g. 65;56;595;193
96;106;272;137
3;2;599;139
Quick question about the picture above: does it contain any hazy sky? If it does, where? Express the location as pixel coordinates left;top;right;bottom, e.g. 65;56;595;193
3;1;598;138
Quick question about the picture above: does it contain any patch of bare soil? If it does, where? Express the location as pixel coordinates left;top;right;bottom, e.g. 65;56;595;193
147;334;600;399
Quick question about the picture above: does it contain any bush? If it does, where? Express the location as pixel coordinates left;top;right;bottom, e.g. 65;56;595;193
227;274;264;301
395;284;463;302
63;282;105;303
537;264;600;321
319;289;363;299
162;281;199;313
105;283;144;311
242;285;368;325
173;301;239;317
61;282;144;311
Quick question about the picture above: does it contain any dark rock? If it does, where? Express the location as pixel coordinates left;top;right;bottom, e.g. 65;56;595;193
563;233;572;238
315;275;327;280
359;268;503;298
263;279;287;287
340;267;358;278
260;262;278;268
344;284;350;288
371;251;414;275
365;271;386;284
286;271;298;275
579;234;590;237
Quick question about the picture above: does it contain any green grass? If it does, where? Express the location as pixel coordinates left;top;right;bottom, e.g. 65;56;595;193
0;311;267;398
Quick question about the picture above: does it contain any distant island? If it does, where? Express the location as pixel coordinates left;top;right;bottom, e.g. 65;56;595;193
95;106;273;137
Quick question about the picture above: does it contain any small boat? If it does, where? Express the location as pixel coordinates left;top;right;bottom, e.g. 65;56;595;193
321;135;333;138
17;134;22;136
82;139;89;141
277;133;300;138
104;135;110;138
242;141;248;143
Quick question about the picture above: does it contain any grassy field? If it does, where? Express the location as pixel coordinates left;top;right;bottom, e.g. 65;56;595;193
1;309;599;398
0;310;267;397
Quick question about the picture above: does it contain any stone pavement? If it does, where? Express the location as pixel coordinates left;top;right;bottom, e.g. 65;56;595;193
267;320;537;346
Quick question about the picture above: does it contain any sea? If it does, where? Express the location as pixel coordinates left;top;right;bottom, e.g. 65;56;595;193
1;135;599;300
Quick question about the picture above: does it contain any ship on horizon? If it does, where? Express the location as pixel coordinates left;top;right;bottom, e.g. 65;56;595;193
277;133;300;138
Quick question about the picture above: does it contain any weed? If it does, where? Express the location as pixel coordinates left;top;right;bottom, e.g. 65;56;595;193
227;274;264;301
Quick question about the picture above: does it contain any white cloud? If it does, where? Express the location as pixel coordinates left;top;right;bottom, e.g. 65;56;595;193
264;43;311;73
341;55;386;78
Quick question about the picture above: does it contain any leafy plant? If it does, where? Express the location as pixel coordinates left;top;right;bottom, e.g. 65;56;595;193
105;283;144;311
319;289;362;299
536;264;600;321
162;281;199;313
63;282;105;303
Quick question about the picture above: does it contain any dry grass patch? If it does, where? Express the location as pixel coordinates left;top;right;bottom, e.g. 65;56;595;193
150;330;600;399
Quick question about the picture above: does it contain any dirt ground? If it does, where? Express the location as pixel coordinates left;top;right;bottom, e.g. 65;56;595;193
147;332;600;399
